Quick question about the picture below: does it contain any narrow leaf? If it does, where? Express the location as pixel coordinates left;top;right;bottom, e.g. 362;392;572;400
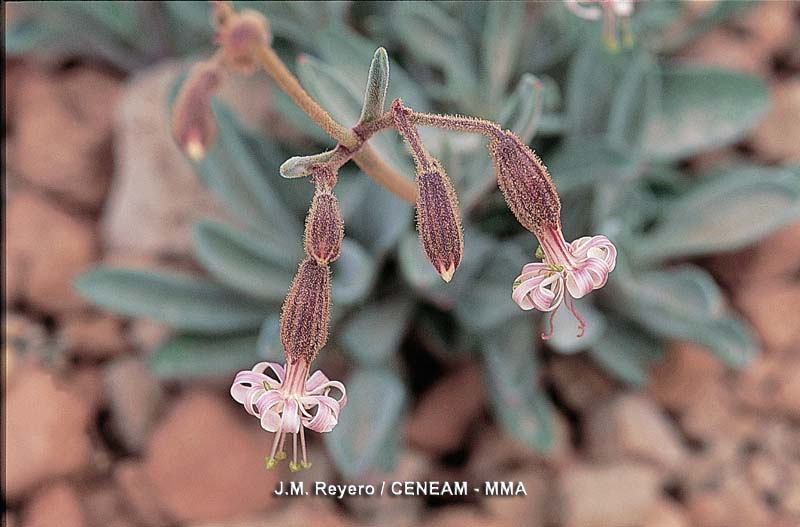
358;47;390;123
150;333;261;380
76;267;268;333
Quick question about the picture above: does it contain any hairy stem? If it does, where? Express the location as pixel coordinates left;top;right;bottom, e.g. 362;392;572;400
255;46;417;204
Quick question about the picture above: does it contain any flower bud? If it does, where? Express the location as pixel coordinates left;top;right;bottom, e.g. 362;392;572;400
280;258;331;363
216;10;271;75
416;159;463;282
171;60;222;161
304;188;344;265
488;131;561;235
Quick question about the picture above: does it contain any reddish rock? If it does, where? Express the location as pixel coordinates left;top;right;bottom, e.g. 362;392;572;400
642;499;690;527
737;354;800;420
113;462;170;527
101;62;229;257
105;357;164;452
482;468;550;527
710;223;800;288
81;486;138;527
585;393;688;473
144;390;279;523
423;507;503;527
548;355;615;412
751;80;800;162
6;191;96;314
8;67;119;210
687;475;774;527
405;363;485;455
648;342;724;413
6;366;93;501
679;27;770;77
58;313;128;359
732;1;798;58
735;282;800;353
22;483;85;527
558;462;660;527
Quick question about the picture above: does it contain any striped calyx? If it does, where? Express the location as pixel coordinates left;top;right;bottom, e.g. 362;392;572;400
304;187;344;265
391;99;463;282
279;258;331;363
489;131;561;235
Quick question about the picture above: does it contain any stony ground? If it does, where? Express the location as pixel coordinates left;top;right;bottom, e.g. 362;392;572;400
4;3;800;527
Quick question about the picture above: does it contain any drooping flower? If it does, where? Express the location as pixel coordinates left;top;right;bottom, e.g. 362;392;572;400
564;0;635;51
231;359;346;471
215;9;271;75
512;225;617;339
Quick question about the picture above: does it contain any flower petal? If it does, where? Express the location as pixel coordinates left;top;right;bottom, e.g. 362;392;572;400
281;398;301;434
305;370;331;393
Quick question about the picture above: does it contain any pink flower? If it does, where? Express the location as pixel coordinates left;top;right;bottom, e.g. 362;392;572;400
512;225;616;339
231;359;346;471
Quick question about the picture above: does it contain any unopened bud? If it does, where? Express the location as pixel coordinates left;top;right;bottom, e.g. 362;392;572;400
488;131;560;235
280;258;331;363
304;188;344;265
172;60;222;161
216;10;271;75
417;159;463;282
391;99;463;282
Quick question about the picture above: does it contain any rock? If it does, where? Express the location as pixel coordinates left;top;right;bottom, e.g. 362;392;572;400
8;67;119;210
22;483;86;527
113;462;170;527
101;60;273;258
127;319;172;352
105;357;164;452
82;486;136;527
191;499;354;527
642;499;690;527
751;80;800;162
558;462;661;527
68;365;106;414
585;393;688;473
4;313;48;386
468;425;539;479
679;27;769;77
679;380;737;443
737;353;800;420
423;507;503;527
731;1;798;58
405;363;485;455
482;467;550;527
647;342;724;413
6;191;97;314
735;282;800;353
143;390;279;523
58;313;128;360
347;449;431;526
687;475;774;527
6;366;93;501
709;223;800;288
548;355;615;412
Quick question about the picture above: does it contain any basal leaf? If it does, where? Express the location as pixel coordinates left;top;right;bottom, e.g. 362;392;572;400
76;267;268;333
589;318;664;386
192;220;297;303
634;166;800;263
340;294;414;366
642;66;769;161
481;316;554;453
150;333;261;380
325;368;408;477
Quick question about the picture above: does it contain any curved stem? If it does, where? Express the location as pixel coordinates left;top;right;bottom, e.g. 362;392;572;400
256;46;356;147
255;46;416;204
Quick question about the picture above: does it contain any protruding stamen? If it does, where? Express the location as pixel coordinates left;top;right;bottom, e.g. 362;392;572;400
565;295;587;338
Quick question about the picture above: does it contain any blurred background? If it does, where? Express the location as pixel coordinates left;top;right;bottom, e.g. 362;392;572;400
4;1;800;527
